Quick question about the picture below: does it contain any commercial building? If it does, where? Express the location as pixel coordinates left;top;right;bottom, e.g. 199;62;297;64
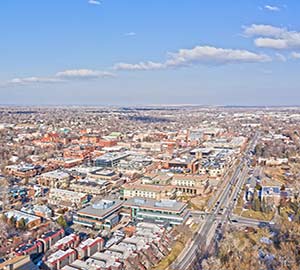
171;175;209;195
87;168;120;182
37;170;70;188
163;156;200;174
48;188;88;208
123;198;190;226
5;164;43;179
94;152;130;167
69;178;111;196
121;182;176;200
74;199;123;230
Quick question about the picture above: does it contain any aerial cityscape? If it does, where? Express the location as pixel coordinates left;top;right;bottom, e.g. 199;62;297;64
1;1;300;270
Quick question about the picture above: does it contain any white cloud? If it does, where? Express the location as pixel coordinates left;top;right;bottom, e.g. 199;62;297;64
88;0;101;5
3;69;115;87
255;38;287;49
124;32;136;37
264;5;280;11
56;69;115;79
114;62;164;71
291;52;300;59
114;45;271;71
244;24;300;49
243;24;285;37
6;77;63;87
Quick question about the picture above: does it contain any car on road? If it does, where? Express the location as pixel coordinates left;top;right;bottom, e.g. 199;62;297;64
231;219;238;223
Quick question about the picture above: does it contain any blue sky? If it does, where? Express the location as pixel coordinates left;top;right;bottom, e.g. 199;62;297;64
0;0;300;105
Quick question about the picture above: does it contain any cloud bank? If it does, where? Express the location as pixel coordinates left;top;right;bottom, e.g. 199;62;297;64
244;24;300;49
3;69;115;87
114;45;271;71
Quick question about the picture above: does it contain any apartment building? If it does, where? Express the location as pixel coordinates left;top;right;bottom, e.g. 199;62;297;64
76;237;104;259
45;248;77;270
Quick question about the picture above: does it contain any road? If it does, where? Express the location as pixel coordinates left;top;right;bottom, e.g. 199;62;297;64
172;133;258;270
229;215;273;227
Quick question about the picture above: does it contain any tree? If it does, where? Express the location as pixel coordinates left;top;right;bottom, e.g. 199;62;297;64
18;218;27;230
261;197;267;213
9;216;16;227
57;215;67;228
1;214;7;223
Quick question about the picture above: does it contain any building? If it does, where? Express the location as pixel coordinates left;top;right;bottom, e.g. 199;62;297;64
21;204;52;219
39;229;65;252
69;178;111;196
121;182;176;200
14;230;64;256
170;175;208;195
0;255;39;270
5;210;41;229
37;170;70;188
74;199;123;230
45;248;77;270
199;160;226;177
5;164;43;179
123;198;190;226
261;186;293;206
76;237;104;259
48;188;88;208
15;241;44;256
94;152;130;167
121;174;208;199
164;156;200;174
53;234;80;250
88;168;120;182
48;157;84;169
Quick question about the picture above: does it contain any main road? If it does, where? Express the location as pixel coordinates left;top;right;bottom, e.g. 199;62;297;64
171;133;258;270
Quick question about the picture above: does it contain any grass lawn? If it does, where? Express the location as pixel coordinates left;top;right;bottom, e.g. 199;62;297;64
240;209;275;221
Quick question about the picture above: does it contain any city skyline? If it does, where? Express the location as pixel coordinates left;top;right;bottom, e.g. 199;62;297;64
1;0;300;105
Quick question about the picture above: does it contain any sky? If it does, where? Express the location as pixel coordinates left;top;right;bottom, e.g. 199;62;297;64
0;0;300;106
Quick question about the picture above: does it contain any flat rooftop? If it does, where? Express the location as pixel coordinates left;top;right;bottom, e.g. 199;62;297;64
123;198;186;212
